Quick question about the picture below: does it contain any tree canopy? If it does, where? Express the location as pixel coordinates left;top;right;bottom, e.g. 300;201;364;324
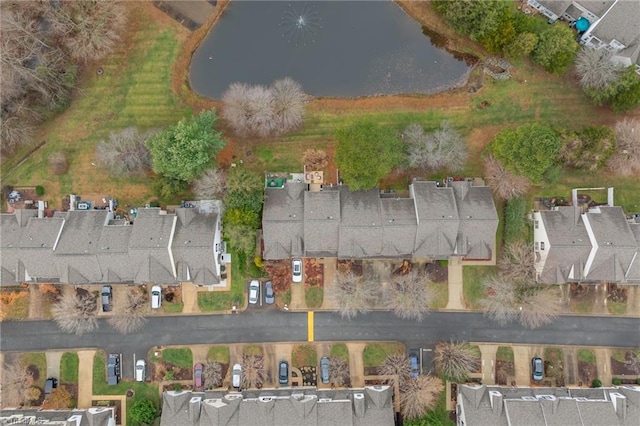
485;123;560;184
335;121;403;191
129;398;157;426
532;24;579;74
147;109;225;182
433;0;508;42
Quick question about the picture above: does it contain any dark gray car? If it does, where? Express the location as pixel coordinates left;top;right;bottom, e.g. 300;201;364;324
101;285;112;312
264;281;275;305
107;353;120;385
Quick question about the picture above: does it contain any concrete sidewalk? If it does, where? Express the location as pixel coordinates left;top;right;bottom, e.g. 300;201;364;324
446;257;465;310
77;350;96;408
347;343;366;387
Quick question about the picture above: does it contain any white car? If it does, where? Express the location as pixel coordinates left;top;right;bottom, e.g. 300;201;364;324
232;363;242;388
248;280;260;305
151;285;162;309
292;258;302;283
135;359;146;382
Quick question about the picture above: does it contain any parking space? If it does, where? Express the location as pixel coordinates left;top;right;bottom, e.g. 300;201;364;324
246;280;278;311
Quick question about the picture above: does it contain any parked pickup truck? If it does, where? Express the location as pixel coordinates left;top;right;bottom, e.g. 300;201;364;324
107;354;120;386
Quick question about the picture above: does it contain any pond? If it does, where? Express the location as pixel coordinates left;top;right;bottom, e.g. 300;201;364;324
189;1;473;98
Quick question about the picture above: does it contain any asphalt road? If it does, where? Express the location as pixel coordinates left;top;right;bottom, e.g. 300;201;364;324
2;312;638;378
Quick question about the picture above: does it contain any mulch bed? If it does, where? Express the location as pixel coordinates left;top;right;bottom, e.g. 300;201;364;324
608;284;627;303
337;260;363;276
424;262;447;282
364;366;381;376
299;366;318;387
304;258;324;287
578;361;597;384
611;351;638;376
495;360;515;385
264;260;291;294
151;361;192;382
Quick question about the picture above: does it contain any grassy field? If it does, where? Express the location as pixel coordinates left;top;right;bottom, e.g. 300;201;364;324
462;266;495;309
161;348;193;368
60;352;79;383
20;353;47;389
305;287;323;308
496;346;514;362
292;344;318;368
330;343;349;363
2;2;187;208
362;342;405;367
207;346;230;364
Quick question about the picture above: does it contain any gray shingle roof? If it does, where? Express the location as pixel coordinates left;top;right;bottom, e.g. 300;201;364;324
160;386;394;426
0;204;223;286
0;407;114;426
592;0;640;46
262;180;497;261
458;385;640;426
262;183;305;260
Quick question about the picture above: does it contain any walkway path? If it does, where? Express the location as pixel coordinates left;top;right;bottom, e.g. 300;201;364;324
321;258;337;310
347;343;366;387
595;347;612;386
478;344;497;385
446;257;465;309
45;351;63;381
181;283;200;314
290;282;306;310
77;350;96;408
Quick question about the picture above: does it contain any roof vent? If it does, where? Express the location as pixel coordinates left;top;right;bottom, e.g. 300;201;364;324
522;396;537;401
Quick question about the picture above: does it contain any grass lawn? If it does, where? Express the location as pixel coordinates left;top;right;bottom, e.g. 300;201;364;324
428;281;448;310
292;344;318;368
607;301;627;315
20;353;46;389
0;289;29;319
198;292;233;312
207;346;230;364
2;2;187;208
362;343;405;368
545;347;564;362
243;345;263;357
92;352;159;424
462;266;495;309
163;302;184;313
305;287;323;308
496;346;514;362
578;349;596;364
571;297;595;314
330;344;349;363
161;348;193;368
60;352;79;383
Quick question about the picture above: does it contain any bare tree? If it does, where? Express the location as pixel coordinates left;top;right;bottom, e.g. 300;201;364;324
379;354;411;387
49;0;126;62
434;341;480;382
386;270;432;322
203;360;223;389
575;47;622;90
484;155;531;200
49;151;68;175
271;77;307;135
480;275;518;326
331;271;377;320
498;240;535;284
107;289;147;334
608;118;640;176
404;121;467;171
222;78;307;137
400;375;444;420
302;149;329;170
51;290;98;335
96;127;153;176
2;360;34;406
328;356;349;387
241;355;268;389
518;286;562;329
193;168;226;200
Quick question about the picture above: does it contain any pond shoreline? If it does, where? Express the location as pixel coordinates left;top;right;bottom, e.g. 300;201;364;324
177;0;480;104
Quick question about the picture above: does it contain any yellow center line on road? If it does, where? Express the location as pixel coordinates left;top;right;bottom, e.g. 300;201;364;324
308;311;314;342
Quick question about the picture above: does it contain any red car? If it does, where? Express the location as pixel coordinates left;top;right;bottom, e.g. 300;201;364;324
194;363;203;388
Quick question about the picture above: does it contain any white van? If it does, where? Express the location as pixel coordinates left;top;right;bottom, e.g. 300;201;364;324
151;285;162;309
135;359;146;382
232;363;242;388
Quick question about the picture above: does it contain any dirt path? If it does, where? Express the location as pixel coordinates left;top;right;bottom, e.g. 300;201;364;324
77;350;96;408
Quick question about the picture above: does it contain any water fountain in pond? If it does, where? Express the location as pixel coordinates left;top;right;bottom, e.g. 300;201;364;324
280;2;323;46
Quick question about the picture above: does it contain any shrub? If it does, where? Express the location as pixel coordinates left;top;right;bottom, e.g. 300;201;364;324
592;379;602;388
35;185;45;196
612;378;622;386
48;151;68;175
558;126;616;172
96;127;153;177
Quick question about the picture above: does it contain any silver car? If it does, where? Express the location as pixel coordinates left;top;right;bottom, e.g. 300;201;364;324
532;357;544;381
249;280;260;305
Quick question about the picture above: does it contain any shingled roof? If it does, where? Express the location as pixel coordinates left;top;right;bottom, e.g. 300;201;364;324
0;203;223;286
160;386;394;426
